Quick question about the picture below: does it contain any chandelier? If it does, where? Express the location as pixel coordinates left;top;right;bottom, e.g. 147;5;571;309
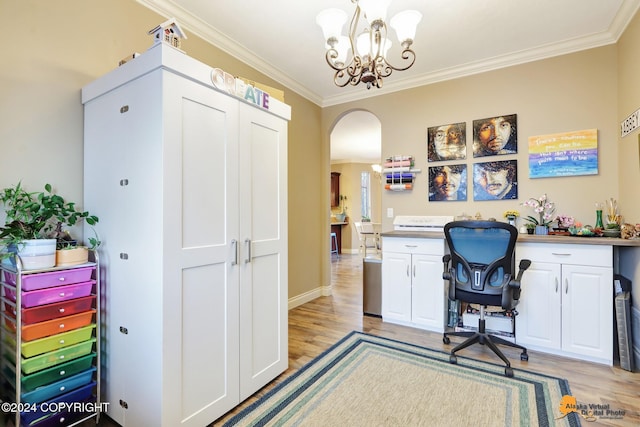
316;0;422;89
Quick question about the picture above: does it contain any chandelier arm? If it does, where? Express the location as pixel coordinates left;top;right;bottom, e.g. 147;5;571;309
380;48;417;72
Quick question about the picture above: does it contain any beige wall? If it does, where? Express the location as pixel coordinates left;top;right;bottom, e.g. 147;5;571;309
616;11;640;313
322;46;622;233
1;0;325;302
2;0;639;306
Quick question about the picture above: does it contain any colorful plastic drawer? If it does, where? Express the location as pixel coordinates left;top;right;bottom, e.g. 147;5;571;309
4;295;96;325
27;407;94;427
4;310;96;342
21;381;96;425
3;280;94;308
3;266;94;291
2;354;95;393
19;324;96;358
10;339;96;375
21;366;96;404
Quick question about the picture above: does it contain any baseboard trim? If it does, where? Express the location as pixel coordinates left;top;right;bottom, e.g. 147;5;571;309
288;285;332;310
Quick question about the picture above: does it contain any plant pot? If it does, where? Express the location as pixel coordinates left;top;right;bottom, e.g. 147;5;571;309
5;239;57;270
526;228;534;235
534;225;548;235
335;213;346;222
56;246;89;267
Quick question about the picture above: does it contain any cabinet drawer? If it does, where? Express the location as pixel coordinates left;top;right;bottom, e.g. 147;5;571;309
4;266;94;291
382;237;444;255
516;242;612;267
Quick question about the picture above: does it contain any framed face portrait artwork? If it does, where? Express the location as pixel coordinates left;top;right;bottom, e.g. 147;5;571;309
427;122;466;162
428;164;467;201
472;114;517;157
473;160;518;201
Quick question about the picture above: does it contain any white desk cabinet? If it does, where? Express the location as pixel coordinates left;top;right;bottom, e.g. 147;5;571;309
82;44;289;426
515;243;613;365
381;237;446;332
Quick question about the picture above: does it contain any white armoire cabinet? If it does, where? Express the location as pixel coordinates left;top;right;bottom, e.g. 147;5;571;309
82;44;290;426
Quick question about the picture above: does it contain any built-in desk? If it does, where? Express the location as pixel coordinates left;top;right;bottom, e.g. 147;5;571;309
380;231;640;365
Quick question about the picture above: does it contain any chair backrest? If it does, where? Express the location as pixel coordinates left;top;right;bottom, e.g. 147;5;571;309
360;222;375;234
353;222;363;234
444;221;518;306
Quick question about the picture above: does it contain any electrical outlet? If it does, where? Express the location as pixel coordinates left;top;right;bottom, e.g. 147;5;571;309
387;208;394;218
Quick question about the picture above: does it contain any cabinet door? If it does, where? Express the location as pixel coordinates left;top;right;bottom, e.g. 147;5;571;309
411;254;445;332
562;265;613;362
161;73;242;426
381;252;412;323
238;103;288;400
515;261;562;350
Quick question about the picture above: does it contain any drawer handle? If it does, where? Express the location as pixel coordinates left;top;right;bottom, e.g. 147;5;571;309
59;292;65;297
404;245;418;248
59;339;65;344
59;324;65;329
551;253;571;256
58;277;65;281
59;308;65;313
59;370;66;376
60;386;65;392
59;355;65;360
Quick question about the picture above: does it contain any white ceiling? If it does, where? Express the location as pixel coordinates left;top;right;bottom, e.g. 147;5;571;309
136;0;639;162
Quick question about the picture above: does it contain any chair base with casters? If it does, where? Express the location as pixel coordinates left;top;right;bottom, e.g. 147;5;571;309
441;220;531;377
443;305;528;378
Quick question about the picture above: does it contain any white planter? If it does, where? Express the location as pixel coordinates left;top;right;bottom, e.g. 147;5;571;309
7;239;57;270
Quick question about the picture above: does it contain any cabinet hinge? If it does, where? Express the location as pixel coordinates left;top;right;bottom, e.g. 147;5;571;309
119;326;128;334
119;253;128;260
119;399;129;409
119;179;129;186
120;105;129;114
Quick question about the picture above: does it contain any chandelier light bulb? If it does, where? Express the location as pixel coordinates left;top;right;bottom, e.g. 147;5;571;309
316;8;348;45
390;10;422;46
358;0;392;26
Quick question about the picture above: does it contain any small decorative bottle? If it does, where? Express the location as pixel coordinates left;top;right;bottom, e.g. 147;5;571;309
595;202;604;229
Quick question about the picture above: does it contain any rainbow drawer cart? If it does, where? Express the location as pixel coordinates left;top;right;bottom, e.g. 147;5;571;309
0;252;101;427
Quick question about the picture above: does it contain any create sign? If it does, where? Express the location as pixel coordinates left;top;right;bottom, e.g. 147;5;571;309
210;68;270;110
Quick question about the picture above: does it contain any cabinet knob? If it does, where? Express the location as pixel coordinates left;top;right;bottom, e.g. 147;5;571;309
120;105;129;113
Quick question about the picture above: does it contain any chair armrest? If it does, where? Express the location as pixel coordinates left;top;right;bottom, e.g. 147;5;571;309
442;254;451;280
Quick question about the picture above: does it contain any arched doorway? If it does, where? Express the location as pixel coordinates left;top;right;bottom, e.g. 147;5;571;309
330;110;382;254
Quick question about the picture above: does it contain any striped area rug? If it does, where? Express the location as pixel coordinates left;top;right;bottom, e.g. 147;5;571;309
224;332;580;426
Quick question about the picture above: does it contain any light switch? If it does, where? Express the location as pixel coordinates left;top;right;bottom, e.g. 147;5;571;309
387;208;394;218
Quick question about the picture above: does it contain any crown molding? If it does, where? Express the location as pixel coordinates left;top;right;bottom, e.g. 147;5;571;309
138;0;640;109
135;0;324;106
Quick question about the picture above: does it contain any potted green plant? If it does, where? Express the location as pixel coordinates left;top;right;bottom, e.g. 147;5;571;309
0;182;99;269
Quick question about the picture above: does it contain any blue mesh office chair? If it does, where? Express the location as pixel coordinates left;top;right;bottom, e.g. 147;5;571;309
442;221;531;377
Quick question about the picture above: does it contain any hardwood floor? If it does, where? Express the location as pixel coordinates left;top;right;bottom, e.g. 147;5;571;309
95;253;639;426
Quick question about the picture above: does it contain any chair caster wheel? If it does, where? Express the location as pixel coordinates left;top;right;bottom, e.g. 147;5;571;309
505;367;514;377
443;336;450;345
520;352;528;361
449;355;457;364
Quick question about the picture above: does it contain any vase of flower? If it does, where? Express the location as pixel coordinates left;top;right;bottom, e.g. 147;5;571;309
522;194;556;234
535;225;548;235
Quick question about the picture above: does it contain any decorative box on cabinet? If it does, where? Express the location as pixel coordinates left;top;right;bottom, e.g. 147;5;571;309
82;43;290;426
515;242;613;365
0;253;101;427
381;236;446;332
